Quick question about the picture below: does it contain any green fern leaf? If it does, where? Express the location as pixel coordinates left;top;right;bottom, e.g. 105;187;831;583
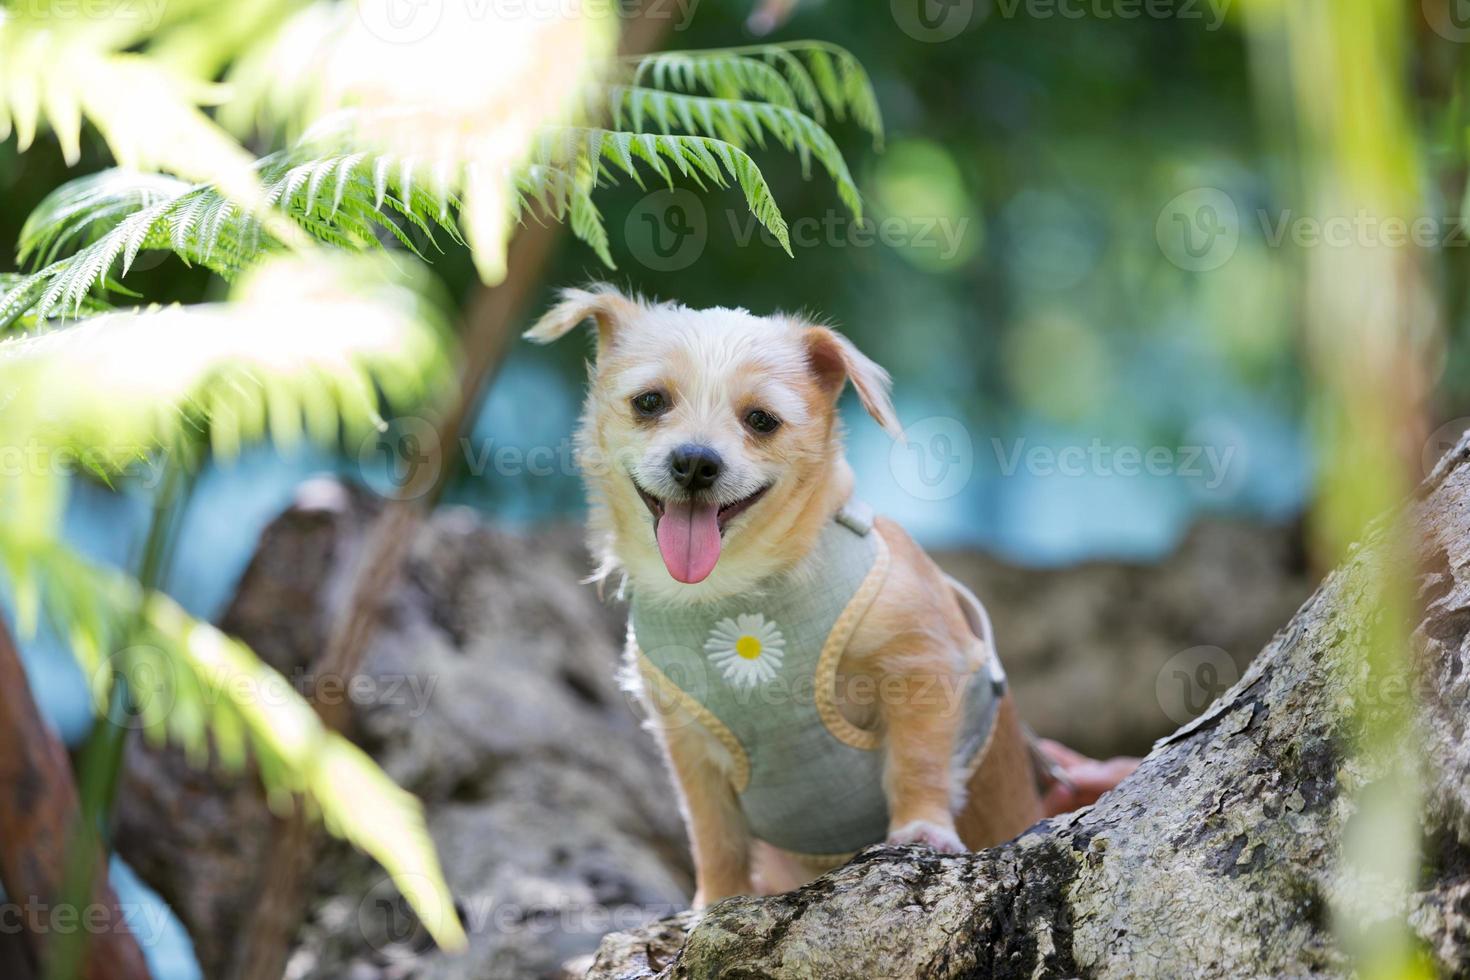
542;128;792;257
0;540;467;953
3;148;467;328
629;44;883;148
609;87;863;220
631;51;807;115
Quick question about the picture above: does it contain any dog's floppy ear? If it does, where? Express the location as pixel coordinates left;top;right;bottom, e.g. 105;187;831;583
524;285;640;349
803;325;903;438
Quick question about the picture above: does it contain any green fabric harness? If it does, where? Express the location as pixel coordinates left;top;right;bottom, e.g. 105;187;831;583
631;501;1007;858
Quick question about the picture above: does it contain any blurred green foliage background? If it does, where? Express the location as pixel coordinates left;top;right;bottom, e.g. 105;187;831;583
6;1;1467;574
2;4;1467;650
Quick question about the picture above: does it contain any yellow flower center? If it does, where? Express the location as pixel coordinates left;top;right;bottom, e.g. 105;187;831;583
735;635;763;660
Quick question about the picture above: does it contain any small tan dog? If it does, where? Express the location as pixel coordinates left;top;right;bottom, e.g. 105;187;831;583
528;285;1043;907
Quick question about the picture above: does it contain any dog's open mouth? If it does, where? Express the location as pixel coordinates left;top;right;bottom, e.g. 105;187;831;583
632;479;770;584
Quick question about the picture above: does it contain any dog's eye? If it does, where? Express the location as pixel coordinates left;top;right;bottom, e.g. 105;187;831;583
632;391;667;417
745;409;780;434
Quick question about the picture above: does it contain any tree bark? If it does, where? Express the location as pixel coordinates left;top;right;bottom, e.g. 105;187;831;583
581;433;1470;980
0;621;152;980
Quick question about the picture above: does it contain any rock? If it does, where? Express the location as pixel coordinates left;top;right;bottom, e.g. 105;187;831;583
118;481;691;980
580;437;1470;979
114;478;1315;978
935;518;1313;757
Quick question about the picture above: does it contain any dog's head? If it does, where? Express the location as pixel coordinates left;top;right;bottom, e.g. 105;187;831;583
527;285;900;597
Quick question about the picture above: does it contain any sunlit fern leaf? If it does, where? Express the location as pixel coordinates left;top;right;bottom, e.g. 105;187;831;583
1;539;466;953
11;43;869;314
0;250;463;950
608;86;863;220
0;275;111;333
18;172;191;268
3;153;464;328
0;254;451;537
0;14;290;241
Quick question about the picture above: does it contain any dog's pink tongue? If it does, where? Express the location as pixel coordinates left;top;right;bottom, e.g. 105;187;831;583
656;500;722;584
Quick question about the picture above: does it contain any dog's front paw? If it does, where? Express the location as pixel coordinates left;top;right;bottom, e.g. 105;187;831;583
886;819;966;854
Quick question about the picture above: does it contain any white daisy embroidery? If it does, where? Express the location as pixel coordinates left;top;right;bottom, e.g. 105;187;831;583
705;613;786;690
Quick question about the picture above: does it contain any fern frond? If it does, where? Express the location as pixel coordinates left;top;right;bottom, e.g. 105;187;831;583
630;51;807;115
2;539;467;953
10;40;874;307
0;14;293;242
533;128;791;256
221;0;618;282
608;86;862;220
766;42;883;146
4;153;463;328
625;43;883;148
0;247;459;946
0;254;450;535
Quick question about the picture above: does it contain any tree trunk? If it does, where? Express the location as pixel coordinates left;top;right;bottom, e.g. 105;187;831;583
581;434;1470;980
0;621;152;980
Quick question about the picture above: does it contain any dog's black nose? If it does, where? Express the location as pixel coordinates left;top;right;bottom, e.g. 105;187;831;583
669;444;723;493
